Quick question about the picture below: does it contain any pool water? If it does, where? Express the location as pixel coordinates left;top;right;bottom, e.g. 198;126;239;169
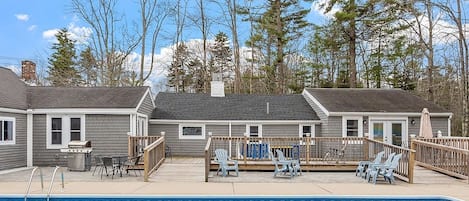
0;195;461;201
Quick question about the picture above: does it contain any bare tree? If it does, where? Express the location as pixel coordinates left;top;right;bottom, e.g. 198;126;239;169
137;0;169;86
71;0;140;86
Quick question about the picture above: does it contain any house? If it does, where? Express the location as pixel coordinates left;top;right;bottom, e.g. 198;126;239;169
0;67;153;170
1;66;453;170
302;88;453;147
149;92;320;156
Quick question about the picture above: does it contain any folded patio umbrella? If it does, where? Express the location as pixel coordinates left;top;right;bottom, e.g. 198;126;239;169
419;108;433;138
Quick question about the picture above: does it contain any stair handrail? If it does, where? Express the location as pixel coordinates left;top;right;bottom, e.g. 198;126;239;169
24;166;44;201
46;166;64;201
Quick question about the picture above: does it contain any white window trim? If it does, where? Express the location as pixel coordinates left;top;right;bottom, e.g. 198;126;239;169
299;124;315;145
342;116;363;137
179;124;205;139
299;124;315;138
46;114;86;149
136;114;148;137
246;124;262;137
0;117;16;145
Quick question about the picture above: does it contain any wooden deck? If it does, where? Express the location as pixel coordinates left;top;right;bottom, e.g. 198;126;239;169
148;157;467;184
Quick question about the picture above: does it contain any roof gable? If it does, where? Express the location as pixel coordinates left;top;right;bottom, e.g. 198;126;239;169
305;88;450;114
152;93;319;121
0;67;28;109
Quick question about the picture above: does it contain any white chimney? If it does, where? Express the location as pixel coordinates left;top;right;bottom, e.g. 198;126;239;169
211;73;225;97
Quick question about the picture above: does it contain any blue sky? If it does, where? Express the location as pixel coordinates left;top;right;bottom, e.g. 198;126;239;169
0;0;327;73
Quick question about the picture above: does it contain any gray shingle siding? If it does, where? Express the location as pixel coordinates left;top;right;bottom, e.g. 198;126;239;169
33;114;130;166
32;114;66;166
149;124;206;157
206;125;229;136
149;123;306;157
408;116;449;137
263;125;298;137
85;115;130;157
324;116;342;137
137;92;154;116
0;112;27;170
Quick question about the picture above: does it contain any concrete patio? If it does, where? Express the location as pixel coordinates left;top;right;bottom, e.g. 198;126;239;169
0;157;468;200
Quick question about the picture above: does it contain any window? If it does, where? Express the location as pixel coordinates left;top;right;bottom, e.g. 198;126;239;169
70;118;81;141
47;115;85;149
51;118;62;144
0;117;15;145
299;124;315;145
179;124;205;139
346;120;358;136
246;124;262;137
299;125;315;138
342;116;363;138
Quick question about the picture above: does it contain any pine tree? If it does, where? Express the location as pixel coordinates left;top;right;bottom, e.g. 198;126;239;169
47;28;81;86
77;46;97;86
167;43;189;92
210;32;233;81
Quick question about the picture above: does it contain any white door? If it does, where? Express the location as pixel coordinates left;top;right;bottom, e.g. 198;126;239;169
370;120;406;147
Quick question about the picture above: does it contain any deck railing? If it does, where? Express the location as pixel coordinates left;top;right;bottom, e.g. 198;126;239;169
208;136;366;163
128;136;161;158
143;135;165;182
417;137;469;150
365;139;415;183
412;139;469;182
128;134;165;182
204;136;414;183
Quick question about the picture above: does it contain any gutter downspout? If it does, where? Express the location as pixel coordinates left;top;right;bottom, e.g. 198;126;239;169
229;121;232;157
27;109;33;167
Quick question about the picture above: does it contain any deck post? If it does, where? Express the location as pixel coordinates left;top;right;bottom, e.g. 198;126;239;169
128;136;132;158
363;138;369;161
305;134;310;164
409;140;416;184
243;133;248;165
161;132;165;160
143;148;149;182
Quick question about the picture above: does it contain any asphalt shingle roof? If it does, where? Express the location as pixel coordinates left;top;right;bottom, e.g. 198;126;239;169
29;87;148;109
0;67;28;109
151;92;319;120
305;88;450;113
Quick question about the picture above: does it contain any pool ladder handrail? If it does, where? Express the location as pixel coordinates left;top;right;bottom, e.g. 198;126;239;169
24;166;44;201
46;166;64;201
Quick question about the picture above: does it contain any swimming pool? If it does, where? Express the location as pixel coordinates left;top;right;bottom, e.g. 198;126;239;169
0;195;461;201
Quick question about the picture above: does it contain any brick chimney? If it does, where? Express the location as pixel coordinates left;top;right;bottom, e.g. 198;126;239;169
21;60;37;82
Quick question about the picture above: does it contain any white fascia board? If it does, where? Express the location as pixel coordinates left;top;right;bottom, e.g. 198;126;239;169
149;119;322;125
328;112;453;117
31;108;137;115
0;107;27;114
302;89;330;116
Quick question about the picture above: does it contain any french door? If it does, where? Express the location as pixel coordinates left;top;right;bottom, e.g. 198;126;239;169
370;120;406;147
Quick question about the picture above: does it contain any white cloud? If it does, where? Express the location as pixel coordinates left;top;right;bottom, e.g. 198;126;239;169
15;14;29;21
42;29;59;40
400;15;469;45
42;23;92;44
28;25;37;31
311;0;339;18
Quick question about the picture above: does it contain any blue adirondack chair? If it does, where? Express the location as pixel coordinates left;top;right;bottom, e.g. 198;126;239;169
365;152;396;182
275;149;301;176
269;151;293;178
355;151;385;178
368;153;402;184
214;149;239;177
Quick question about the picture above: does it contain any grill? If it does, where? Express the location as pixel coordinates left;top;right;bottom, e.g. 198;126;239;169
61;141;92;171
